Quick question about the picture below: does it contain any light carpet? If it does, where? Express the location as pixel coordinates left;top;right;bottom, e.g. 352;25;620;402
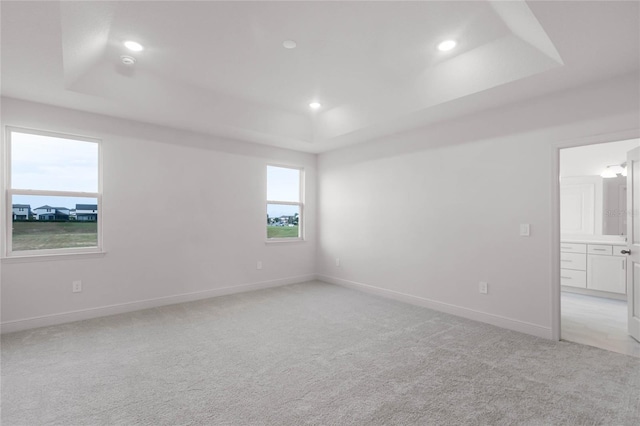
2;281;639;425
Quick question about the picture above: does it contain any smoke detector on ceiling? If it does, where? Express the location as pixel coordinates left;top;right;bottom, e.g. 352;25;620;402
121;55;136;66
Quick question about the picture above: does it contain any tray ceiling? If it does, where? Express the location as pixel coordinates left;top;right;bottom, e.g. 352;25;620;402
1;1;638;152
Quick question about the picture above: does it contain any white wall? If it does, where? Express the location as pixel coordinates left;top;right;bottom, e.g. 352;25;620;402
0;98;317;332
317;74;639;338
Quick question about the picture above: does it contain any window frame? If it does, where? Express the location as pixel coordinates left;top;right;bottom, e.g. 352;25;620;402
3;126;104;258
266;164;304;243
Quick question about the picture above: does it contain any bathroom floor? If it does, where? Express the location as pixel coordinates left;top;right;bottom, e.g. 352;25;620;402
561;291;640;358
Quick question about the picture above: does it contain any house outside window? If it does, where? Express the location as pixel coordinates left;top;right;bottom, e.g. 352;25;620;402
4;127;102;256
11;204;31;221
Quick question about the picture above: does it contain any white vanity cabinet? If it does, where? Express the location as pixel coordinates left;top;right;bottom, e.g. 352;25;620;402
561;242;627;295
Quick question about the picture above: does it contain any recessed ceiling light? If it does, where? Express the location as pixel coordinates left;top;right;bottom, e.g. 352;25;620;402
309;102;322;110
124;41;144;52
437;40;457;52
121;55;136;65
283;40;297;49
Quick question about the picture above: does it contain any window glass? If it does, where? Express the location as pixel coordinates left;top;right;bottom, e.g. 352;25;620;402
266;165;302;240
11;132;98;192
267;204;300;239
11;194;98;251
267;166;300;202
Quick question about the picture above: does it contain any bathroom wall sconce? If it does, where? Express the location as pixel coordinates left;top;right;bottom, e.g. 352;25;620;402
601;164;626;178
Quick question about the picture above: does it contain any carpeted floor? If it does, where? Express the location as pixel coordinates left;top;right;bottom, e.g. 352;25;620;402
2;281;639;425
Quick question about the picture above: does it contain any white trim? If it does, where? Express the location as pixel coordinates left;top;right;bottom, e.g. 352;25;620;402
97;138;104;251
551;143;561;341
266;163;305;173
265;239;305;245
550;128;640;342
9;189;99;197
0;274;316;334
1;124;6;258
266;200;300;206
8;246;102;258
300;166;305;240
318;275;553;339
5;125;101;144
5;127;14;256
1;250;106;264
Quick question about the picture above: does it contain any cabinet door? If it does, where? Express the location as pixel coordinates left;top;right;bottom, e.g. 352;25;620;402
561;182;596;234
587;255;627;294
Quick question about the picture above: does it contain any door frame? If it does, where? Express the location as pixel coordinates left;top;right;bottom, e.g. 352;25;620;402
626;147;640;341
550;129;640;341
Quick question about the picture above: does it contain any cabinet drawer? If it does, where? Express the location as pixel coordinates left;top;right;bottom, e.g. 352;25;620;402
561;269;587;288
560;252;587;271
587;244;613;255
560;243;587;254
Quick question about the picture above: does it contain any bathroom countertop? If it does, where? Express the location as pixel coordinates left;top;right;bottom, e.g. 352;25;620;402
561;239;627;246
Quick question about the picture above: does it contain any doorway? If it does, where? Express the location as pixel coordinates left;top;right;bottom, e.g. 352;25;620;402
558;138;640;357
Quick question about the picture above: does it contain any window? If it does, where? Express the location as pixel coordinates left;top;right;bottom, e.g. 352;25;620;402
5;128;101;256
266;165;303;240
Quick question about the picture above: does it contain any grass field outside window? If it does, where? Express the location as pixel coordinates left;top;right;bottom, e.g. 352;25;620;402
266;225;299;239
12;221;97;251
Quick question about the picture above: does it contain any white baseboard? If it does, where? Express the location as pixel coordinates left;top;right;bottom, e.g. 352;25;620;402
318;274;553;340
1;274;315;334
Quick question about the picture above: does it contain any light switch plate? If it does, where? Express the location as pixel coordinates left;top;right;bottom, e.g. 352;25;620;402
520;224;530;237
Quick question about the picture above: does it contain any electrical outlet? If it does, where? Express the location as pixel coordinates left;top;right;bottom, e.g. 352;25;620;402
257;261;262;270
336;258;340;267
72;280;82;293
479;281;488;294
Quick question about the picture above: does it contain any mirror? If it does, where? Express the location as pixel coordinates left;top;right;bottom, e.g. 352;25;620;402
603;176;627;236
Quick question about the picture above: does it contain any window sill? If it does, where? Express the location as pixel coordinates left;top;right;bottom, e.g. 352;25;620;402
1;251;107;264
265;238;305;245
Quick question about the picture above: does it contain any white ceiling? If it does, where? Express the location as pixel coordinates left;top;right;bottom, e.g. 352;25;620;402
560;139;640;178
1;1;639;153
